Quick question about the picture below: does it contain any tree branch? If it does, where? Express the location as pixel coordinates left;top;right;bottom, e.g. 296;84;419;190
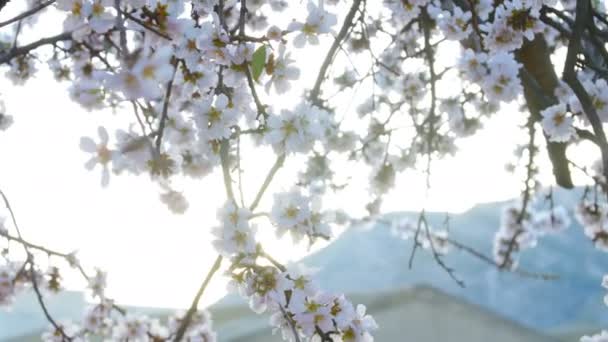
309;0;362;106
249;153;285;211
0;0;55;28
172;255;222;342
562;0;608;185
0;31;72;64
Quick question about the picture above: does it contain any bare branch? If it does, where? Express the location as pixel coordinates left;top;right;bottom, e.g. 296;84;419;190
309;0;363;106
0;0;55;28
0;31;72;64
172;255;222;342
249;153;286;211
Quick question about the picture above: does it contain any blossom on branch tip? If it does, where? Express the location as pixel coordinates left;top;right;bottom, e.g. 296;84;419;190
80;126;117;187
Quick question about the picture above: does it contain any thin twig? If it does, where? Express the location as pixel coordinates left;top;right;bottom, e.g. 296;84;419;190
30;260;73;341
249;153;285;211
155;63;177;154
0;31;72;64
0;0;55;28
172;255;222;342
309;0;363;106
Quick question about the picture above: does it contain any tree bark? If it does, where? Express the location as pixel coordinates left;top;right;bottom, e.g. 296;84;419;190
516;36;574;188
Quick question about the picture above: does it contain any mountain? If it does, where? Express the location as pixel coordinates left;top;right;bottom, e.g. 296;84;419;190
302;188;608;331
0;291;85;340
3;189;607;340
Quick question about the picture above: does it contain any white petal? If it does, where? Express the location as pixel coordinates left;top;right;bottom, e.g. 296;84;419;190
216;93;229;109
101;167;110;187
80;137;97;152
84;157;98;170
97;126;109;144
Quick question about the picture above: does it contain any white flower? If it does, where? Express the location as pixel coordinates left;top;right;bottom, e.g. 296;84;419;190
113;130;154;175
186;326;217;342
248;268;291;313
332;294;357;330
340;304;378;342
212;202;257;256
174;23;204;69
83;301;112;334
437;7;472;41
266;104;329;154
575;201;608;252
496;0;544;40
110;47;174;100
193;94;238;140
265;44;300;94
69;79;106;110
270;189;316;242
266;25;283;41
541;104;576;142
159;186;189;214
269;310;302;342
291;292;337;336
88;269;107;298
230;43;255;65
482;21;523;52
288;1;337;48
88;0;114;33
57;0;91;33
112;315;151;341
6;56;37;85
271;190;310;228
80;126;117;187
493;204;535;268
482;52;522;103
41;322;82;342
458;48;488;83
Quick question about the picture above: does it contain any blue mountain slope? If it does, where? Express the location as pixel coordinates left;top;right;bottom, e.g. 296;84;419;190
303;190;608;331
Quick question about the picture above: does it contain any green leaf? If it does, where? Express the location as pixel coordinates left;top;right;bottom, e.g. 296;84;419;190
251;45;266;82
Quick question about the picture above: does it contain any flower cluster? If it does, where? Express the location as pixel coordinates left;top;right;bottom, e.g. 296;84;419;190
227;264;377;341
7;0;608;339
575;201;608;252
212;201;257;257
494;200;571;268
36;267;218;342
270;189;331;243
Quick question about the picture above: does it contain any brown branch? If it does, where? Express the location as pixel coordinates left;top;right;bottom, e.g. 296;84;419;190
562;0;608;184
121;10;173;40
155;63;177;154
309;0;363;106
172;255;222;342
517;36;574;188
422;216;464;287
30;260;73;341
249;153;285;211
220;139;237;203
0;0;55;28
0;31;72;64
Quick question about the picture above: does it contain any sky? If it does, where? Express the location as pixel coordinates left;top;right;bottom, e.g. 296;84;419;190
0;1;600;310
